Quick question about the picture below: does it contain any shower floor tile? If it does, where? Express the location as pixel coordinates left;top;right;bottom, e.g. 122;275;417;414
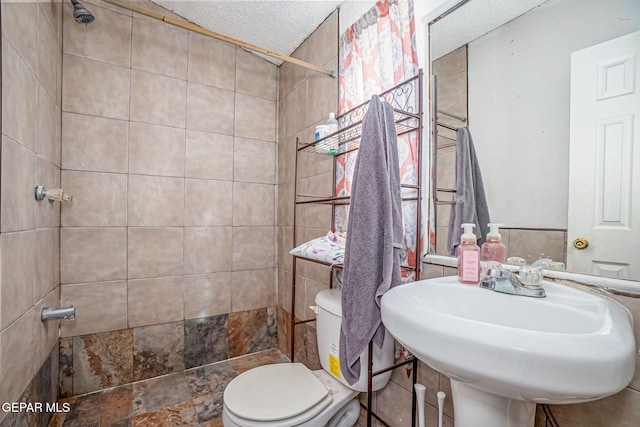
49;348;290;427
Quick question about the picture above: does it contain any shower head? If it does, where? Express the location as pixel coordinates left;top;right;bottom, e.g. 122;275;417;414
70;0;95;24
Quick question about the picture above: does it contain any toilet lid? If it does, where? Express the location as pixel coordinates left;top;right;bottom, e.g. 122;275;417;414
224;363;330;422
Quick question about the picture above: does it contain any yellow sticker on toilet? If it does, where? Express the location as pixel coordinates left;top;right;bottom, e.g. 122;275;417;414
329;342;340;378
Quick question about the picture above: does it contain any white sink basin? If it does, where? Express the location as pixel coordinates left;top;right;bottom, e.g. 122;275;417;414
380;276;636;427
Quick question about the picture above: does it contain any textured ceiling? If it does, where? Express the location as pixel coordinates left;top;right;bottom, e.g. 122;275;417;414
152;0;345;64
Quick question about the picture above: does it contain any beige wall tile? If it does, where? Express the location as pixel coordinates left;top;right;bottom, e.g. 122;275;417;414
235;93;276;142
280;42;308;100
507;229;566;264
424;263;445;278
277;181;294;227
128;227;183;279
37;84;62;166
37;6;62;102
37;4;62;98
303;278;329;321
34;228;60;301
374;378;413;427
34;158;61;230
63;2;131;67
60;227;127;284
62;2;132;67
185;130;234;180
34;289;59;371
305;152;333;178
233;182;275;226
234;137;276;184
1;136;35;232
130;69;186;128
300;203;332;230
1;231;36;328
236;49;277;100
185;179;233;226
184;227;232;274
186;82;235;135
0;308;36;406
306;58;338;127
232;227;275;270
128;276;184;327
304;172;333;197
61;170;127;226
2;37;37;150
40;0;63;42
183;272;232;319
188;33;236;91
284;83;307;138
549;387;640;426
60;281;128;337
277;93;287;145
307;10;338;69
62;112;129;173
231;269;275;312
128;174;184;226
129;122;186;177
2;2;38;71
62;54;130;120
132;17;188;79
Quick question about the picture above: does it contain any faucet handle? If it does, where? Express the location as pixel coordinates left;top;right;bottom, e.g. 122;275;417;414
519;266;544;289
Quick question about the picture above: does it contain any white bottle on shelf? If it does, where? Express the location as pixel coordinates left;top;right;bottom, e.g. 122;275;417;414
326;112;339;134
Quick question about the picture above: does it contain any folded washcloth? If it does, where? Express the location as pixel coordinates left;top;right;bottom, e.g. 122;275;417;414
289;231;347;265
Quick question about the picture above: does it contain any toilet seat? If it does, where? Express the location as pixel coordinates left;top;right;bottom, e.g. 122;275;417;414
224;363;333;424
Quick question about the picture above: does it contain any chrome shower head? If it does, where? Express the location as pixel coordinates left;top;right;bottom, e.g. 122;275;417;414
71;0;95;24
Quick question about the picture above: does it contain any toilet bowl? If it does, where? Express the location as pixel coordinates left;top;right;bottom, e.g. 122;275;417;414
221;289;395;427
222;364;360;427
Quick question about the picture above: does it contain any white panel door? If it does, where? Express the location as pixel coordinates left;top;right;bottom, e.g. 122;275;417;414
568;31;640;280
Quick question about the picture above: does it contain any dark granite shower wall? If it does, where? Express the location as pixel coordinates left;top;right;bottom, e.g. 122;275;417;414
59;307;276;397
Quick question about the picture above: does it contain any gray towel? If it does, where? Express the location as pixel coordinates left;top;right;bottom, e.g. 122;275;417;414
447;126;491;255
339;95;403;385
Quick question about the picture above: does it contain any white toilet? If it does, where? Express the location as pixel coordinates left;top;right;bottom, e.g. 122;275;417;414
222;288;395;427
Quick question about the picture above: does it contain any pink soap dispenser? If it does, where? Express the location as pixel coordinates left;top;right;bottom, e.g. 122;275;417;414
480;223;507;263
457;223;481;284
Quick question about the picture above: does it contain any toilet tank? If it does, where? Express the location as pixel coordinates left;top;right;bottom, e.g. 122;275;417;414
314;288;395;392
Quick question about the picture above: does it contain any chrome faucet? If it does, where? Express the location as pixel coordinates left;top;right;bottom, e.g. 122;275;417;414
480;268;546;298
41;306;76;321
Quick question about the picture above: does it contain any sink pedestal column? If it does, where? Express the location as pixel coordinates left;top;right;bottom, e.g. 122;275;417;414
451;380;535;427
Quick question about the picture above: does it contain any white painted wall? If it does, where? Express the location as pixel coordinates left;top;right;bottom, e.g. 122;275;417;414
467;0;639;228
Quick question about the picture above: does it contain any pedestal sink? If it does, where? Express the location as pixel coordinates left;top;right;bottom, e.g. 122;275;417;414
380;276;636;427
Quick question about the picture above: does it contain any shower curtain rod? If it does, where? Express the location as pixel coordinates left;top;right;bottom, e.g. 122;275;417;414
101;0;336;78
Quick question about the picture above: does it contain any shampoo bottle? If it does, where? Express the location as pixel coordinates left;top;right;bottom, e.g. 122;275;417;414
458;223;481;284
326;112;339;134
480;223;507;263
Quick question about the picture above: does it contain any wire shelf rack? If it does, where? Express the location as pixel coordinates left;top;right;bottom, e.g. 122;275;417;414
297;74;421;156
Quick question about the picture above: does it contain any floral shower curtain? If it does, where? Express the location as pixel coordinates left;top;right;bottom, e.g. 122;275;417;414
336;0;422;276
338;0;418;112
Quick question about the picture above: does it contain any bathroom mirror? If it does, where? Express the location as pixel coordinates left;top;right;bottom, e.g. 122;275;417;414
428;0;640;280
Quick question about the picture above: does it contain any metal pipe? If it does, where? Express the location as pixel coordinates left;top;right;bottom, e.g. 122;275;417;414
437;108;467;122
41;306;76;321
101;0;336;78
